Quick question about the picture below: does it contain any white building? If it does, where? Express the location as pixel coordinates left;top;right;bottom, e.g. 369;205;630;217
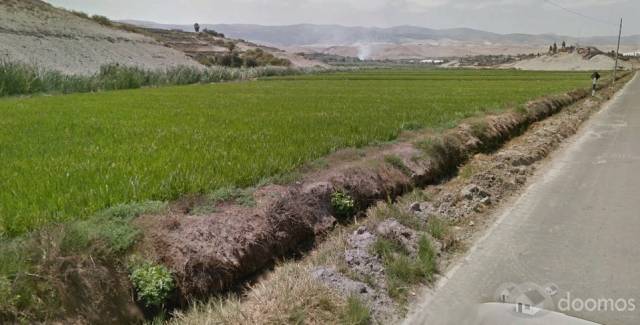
420;59;445;64
622;51;640;57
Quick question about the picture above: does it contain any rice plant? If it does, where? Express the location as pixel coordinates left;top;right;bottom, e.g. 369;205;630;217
0;69;590;235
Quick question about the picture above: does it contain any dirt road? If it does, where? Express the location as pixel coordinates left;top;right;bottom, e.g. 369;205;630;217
405;72;640;325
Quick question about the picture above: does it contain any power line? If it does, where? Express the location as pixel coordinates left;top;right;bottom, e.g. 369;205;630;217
542;0;618;28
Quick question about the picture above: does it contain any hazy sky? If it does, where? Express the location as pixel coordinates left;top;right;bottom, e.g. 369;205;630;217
45;0;639;37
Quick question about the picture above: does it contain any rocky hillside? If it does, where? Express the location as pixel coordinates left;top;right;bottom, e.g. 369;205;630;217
0;0;323;75
118;25;325;69
0;0;201;75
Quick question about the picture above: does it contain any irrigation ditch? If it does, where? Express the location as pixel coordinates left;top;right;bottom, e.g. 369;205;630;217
0;72;634;324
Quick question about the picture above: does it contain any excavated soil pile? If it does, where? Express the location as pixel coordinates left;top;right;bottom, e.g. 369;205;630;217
137;79;626;303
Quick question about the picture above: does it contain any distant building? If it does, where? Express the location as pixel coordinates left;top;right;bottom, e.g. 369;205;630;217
420;59;445;64
622;51;640;57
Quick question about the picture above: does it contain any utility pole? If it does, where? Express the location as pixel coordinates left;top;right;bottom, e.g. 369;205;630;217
613;18;623;85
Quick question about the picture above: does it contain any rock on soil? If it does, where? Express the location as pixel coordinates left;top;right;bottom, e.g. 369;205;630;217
344;227;387;288
311;266;396;322
376;219;420;256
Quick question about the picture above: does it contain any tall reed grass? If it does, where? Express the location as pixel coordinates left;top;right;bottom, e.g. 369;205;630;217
0;61;310;97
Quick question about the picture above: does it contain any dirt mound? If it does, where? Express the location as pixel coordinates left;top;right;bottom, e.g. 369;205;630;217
136;82;603;304
0;0;199;74
139;165;412;302
504;52;632;71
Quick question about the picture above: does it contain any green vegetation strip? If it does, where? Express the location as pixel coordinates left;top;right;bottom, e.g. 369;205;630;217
0;69;592;235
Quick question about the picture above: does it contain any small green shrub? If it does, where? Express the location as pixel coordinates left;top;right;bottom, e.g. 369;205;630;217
130;262;175;307
416;235;437;281
60;201;166;254
331;191;356;219
98;201;167;220
340;295;371;325
373;235;437;303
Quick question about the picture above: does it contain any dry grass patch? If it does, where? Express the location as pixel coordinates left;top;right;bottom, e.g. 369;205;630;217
171;264;347;325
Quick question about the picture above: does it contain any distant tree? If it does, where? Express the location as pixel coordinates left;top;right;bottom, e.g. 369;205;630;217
194;23;200;33
562;41;566;49
549;45;554;53
553;43;558;54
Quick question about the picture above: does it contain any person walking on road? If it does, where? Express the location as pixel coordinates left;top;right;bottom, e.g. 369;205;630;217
591;71;601;96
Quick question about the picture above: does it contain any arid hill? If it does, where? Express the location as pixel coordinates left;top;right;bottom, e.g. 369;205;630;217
0;0;200;74
118;25;325;69
0;0;323;75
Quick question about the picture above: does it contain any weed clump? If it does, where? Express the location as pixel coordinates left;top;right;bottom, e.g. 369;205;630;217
60;201;167;255
209;186;256;207
427;217;448;240
331;191;356;219
373;235;437;303
129;262;175;308
341;295;371;325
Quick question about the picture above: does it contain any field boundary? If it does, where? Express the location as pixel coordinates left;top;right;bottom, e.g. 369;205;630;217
168;72;636;324
139;72;633;303
0;72;632;323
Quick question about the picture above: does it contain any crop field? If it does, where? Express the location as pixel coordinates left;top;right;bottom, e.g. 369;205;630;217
0;69;592;235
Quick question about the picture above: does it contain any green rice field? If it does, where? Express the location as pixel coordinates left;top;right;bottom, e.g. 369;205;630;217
0;69;593;235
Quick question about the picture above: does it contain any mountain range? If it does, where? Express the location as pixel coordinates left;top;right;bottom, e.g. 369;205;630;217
123;21;640;59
